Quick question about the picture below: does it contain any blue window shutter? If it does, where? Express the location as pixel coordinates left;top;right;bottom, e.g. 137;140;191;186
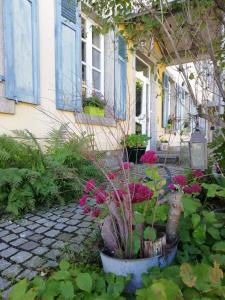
55;0;81;112
3;0;39;104
114;35;127;120
162;72;169;128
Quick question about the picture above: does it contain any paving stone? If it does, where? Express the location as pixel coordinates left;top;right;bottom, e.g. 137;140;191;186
29;216;40;221
56;217;69;223
41;238;55;246
0;277;10;291
41;212;53;218
11;226;26;234
44;221;56;228
78;221;91;228
27;223;40;230
54;223;66;230
24;213;34;218
32;246;48;256
45;249;60;260
36;218;48;225
49;215;59;221
52;241;66;249
1;234;18;243
1;286;13;299
11;238;28;247
75;228;91;235
70;235;86;244
25;256;46;269
44;230;60;238
10;251;32;263
71;214;85;220
63;226;78;233
5;224;18;231
15;219;32;226
0;259;11;271
2;264;23;279
17;269;37;280
65;219;79;226
54;210;64;215
0;230;9;238
83;215;93;222
0;221;12;228
44;260;58;269
19;230;33;238
0;247;18;258
61;212;74;218
28;234;43;242
57;233;73;242
35;226;48;234
0;243;8;251
20;241;39;251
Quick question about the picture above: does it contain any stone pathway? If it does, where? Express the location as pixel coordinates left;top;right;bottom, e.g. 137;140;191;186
0;204;92;298
0;164;184;298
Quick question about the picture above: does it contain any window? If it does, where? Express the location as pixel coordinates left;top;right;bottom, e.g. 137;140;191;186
55;0;82;111
175;85;185;130
81;17;104;98
3;0;39;104
162;72;170;128
115;35;127;120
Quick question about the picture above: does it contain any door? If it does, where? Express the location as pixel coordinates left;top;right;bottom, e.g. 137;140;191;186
135;57;151;149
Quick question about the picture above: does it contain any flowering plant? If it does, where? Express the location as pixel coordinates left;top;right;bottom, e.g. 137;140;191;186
79;150;174;259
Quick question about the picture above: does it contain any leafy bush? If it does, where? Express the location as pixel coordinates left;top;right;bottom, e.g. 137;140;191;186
8;261;129;300
209;128;225;171
83;92;106;109
0;129;103;216
121;134;151;148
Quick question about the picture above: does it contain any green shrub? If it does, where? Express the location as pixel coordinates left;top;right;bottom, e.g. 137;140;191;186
0;129;103;216
121;134;151;148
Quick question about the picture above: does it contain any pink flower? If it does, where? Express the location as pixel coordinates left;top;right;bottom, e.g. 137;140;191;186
122;162;132;170
113;189;127;206
129;183;154;203
107;172;117;180
172;175;187;187
91;208;101;218
95;189;108;204
84;179;95;193
140;150;158;164
183;186;193;194
79;195;88;206
193;169;204;178
190;183;202;193
83;206;91;214
168;183;176;191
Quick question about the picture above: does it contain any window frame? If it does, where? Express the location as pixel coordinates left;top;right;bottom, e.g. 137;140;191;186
81;15;104;97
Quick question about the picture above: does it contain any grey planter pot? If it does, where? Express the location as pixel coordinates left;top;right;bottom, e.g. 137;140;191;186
100;243;177;293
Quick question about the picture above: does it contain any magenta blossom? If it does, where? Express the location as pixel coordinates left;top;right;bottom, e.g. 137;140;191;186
92;208;101;218
113;189;127;206
168;183;176;191
190;183;202;193
79;195;88;206
83;206;91;214
107;172;117;180
95;189;108;204
140;150;158;164
183;186;193;194
129;183;154;203
122;162;132;170
193;169;204;178
172;175;187;187
84;179;95;193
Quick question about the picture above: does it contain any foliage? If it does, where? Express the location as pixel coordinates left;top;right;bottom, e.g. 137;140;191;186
137;261;225;300
8;261;129;300
121;134;151;148
83;92;106;109
0;129;103;216
209;128;225;171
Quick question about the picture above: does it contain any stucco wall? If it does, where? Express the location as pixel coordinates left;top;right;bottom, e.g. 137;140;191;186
0;0;135;151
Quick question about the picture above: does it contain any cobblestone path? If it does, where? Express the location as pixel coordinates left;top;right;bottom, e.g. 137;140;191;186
0;164;183;298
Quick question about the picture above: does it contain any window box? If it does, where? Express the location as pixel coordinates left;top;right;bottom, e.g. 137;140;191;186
83;106;105;117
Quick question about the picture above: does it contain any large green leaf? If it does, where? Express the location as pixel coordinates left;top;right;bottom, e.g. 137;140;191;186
76;273;93;293
193;224;206;244
212;242;225;253
182;196;201;217
144;227;156;241
9;279;28;300
180;263;196;287
191;214;201;228
59;281;74;299
207;227;220;240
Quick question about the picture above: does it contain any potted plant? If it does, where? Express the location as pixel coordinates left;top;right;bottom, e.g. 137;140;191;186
121;134;151;164
159;136;169;151
83;92;106;117
79;151;182;292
